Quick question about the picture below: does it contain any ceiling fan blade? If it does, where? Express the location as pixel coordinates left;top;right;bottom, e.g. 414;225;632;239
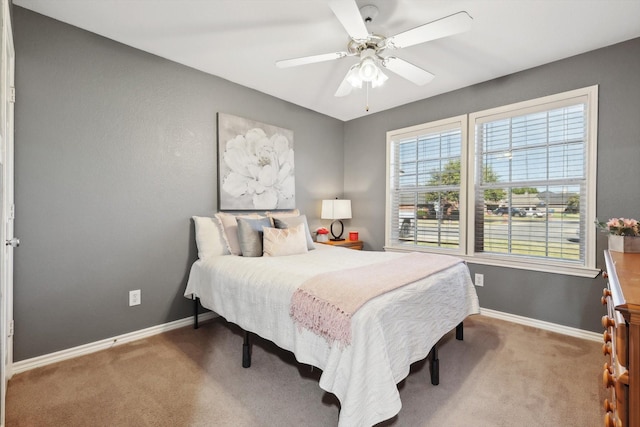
384;11;472;49
276;51;350;68
328;0;369;41
382;57;435;86
334;79;354;97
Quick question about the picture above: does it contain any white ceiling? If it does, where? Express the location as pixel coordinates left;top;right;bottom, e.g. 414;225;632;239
13;0;640;121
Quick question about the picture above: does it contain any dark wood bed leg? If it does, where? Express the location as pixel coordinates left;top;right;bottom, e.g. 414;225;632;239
193;297;199;330
242;330;251;368
429;345;439;386
456;322;463;340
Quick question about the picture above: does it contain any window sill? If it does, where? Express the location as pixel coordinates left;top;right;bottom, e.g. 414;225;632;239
384;245;601;278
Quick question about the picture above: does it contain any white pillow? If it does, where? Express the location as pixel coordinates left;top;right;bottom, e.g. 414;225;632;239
263;223;308;257
272;214;315;251
215;212;264;256
192;216;230;259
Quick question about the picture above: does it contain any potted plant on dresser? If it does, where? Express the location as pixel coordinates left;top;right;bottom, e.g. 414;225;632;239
597;217;640;253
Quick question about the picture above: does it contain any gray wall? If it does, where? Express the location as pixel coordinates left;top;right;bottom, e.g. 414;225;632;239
13;5;640;361
13;7;344;361
344;37;640;332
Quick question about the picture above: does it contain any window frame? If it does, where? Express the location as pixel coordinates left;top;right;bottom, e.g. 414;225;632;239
385;86;599;278
385;115;469;256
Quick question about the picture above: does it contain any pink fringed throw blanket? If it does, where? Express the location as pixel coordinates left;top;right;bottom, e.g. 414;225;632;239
290;252;463;346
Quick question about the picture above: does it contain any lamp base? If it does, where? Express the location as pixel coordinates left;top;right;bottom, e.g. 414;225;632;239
330;220;345;241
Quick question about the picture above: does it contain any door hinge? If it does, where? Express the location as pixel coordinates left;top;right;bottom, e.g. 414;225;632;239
9;87;15;103
9;204;15;220
8;320;13;337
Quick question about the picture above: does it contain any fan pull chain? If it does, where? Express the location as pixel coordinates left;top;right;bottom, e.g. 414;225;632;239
365;82;370;112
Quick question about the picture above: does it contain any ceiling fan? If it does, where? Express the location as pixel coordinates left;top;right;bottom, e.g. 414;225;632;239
276;0;473;98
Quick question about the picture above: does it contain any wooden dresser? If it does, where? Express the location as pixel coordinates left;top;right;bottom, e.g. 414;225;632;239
602;250;640;427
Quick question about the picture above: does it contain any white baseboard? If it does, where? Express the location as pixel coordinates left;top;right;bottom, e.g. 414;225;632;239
10;308;600;376
480;308;601;342
11;312;217;376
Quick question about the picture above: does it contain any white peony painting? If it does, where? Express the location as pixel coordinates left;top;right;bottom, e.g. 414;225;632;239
217;113;295;210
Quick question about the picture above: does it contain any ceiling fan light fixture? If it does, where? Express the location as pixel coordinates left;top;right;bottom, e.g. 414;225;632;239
346;65;363;88
358;57;378;82
371;68;388;88
357;48;380;82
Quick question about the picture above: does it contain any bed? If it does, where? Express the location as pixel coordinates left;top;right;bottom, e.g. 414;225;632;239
184;214;480;427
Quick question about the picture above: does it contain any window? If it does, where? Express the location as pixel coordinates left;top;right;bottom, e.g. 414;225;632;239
386;86;598;277
386;116;468;253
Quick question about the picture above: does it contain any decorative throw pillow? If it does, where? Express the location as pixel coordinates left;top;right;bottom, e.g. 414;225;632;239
192;216;230;259
215;212;264;256
263;223;308;257
237;217;273;257
272;214;315;251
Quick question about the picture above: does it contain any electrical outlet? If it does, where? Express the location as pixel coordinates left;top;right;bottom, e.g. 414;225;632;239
129;289;141;306
474;273;484;287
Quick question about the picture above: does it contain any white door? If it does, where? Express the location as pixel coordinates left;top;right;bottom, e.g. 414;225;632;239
0;0;15;425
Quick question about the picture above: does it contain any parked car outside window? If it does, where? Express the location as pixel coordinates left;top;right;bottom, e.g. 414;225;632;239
493;207;526;217
524;207;545;218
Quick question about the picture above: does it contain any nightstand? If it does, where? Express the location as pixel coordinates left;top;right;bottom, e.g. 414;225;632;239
318;239;363;250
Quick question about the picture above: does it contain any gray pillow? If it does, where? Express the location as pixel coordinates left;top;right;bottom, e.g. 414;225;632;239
237;217;273;257
273;215;315;251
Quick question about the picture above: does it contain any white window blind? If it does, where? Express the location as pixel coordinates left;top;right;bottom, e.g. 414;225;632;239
386;116;467;253
472;96;592;267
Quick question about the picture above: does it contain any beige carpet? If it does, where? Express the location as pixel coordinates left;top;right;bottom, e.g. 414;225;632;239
6;315;606;426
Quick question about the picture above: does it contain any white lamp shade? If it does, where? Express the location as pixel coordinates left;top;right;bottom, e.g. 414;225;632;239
346;65;363;88
358;57;378;82
371;68;388;88
321;199;352;220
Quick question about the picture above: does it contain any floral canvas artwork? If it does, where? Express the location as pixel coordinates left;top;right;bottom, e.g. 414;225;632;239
217;113;295;210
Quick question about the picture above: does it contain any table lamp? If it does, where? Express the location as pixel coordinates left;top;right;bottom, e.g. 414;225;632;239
321;199;352;241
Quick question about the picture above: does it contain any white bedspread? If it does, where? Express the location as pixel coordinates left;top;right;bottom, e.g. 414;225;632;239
184;245;480;427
